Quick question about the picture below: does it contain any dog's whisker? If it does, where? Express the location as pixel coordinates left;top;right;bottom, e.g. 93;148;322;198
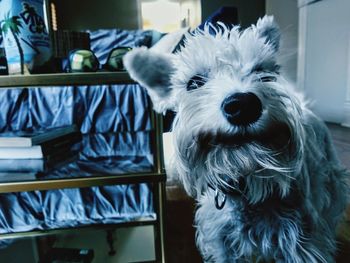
252;174;276;179
254;167;268;173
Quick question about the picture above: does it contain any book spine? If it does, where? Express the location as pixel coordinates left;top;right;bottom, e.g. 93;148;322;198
0;132;81;159
0;146;43;159
0;159;44;172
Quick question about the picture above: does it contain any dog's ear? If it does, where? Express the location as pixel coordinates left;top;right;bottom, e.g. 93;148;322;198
123;47;176;113
256;15;280;51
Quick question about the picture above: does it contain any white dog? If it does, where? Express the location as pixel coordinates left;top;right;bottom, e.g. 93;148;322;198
124;16;349;263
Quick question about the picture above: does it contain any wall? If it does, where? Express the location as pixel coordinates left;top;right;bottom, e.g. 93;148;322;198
53;0;141;30
201;0;265;28
266;0;298;82
299;0;350;123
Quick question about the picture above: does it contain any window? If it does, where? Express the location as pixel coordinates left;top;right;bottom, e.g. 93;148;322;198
140;0;201;32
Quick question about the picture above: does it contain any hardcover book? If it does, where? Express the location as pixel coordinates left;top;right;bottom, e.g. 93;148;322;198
0;128;81;159
0;125;78;147
0;153;78;182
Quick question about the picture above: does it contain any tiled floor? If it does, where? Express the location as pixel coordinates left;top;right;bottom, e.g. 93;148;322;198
166;123;350;263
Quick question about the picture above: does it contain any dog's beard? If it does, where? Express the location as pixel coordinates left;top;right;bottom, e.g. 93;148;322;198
174;120;303;203
195;121;291;151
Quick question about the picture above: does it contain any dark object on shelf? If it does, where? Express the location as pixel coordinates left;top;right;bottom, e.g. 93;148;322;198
52;30;91;59
40;247;94;263
0;48;8;75
30;56;64;74
52;30;91;73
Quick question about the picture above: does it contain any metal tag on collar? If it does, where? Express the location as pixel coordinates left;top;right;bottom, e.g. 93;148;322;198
214;188;227;210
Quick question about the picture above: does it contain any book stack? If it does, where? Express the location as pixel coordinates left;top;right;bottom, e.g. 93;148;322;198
0;125;81;181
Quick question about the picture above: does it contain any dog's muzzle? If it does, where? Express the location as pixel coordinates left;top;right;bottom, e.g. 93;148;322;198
221;92;262;126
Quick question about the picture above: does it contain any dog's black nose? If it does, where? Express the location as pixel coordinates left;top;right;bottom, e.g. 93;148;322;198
221;92;262;125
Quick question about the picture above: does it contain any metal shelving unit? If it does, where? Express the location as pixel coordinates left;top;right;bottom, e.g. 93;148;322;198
0;72;135;87
0;72;166;263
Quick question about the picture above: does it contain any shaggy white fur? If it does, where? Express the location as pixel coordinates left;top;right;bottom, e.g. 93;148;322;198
124;16;349;263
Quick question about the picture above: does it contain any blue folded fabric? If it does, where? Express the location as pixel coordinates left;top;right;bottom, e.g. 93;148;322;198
0;183;155;235
0;28;156;239
76;84;152;133
0;84;152;133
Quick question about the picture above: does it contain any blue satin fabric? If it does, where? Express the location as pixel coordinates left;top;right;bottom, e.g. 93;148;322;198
0;29;157;239
0;84;152;133
0;183;154;235
43;133;154;179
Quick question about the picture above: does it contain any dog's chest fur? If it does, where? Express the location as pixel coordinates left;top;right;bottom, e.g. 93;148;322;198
233;182;307;235
197;184;311;261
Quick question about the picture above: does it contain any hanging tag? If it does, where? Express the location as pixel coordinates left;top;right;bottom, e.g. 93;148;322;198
214;188;227;210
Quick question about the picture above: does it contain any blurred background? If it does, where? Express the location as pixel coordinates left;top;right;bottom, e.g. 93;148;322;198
1;1;350;262
49;0;350;126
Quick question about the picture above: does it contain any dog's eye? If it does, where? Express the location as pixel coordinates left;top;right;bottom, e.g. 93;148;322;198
187;75;207;91
253;64;280;74
260;75;277;82
253;64;279;83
